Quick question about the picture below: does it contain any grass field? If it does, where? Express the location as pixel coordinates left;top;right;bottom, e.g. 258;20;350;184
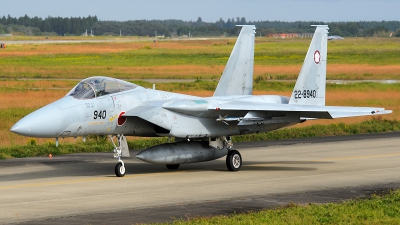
162;190;400;225
1;37;400;80
0;37;399;147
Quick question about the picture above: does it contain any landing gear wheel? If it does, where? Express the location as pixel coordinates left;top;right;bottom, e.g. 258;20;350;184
166;164;180;170
226;150;242;171
115;162;126;177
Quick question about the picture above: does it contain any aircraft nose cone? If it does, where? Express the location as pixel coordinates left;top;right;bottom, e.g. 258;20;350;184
11;105;64;138
10;124;21;134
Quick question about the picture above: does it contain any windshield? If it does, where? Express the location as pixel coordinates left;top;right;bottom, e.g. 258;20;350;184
67;76;137;99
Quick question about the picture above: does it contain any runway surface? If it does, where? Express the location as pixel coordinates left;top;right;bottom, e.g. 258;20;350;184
1;132;399;224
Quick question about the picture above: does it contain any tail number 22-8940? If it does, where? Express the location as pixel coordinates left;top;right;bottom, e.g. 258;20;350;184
294;90;316;99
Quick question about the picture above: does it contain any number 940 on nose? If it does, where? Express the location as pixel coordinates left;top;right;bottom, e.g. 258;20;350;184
93;110;107;119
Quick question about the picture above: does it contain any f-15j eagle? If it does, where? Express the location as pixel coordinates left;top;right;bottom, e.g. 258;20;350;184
11;25;392;177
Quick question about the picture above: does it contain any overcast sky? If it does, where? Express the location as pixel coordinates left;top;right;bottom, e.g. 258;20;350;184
2;0;399;22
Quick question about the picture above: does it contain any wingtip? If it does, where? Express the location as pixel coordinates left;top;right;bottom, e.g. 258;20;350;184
372;109;393;115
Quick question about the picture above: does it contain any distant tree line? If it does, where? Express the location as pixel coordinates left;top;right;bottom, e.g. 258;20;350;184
0;15;98;35
1;15;400;37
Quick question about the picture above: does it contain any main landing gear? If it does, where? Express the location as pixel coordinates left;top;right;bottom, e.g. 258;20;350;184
226;150;242;171
222;136;242;172
109;134;129;177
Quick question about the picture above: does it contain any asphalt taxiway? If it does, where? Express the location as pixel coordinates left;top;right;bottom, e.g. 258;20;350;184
0;132;399;224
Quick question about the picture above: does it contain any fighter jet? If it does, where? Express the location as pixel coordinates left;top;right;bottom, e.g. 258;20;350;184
11;25;391;177
328;35;344;40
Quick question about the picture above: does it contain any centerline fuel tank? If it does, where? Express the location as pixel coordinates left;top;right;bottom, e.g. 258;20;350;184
136;141;228;164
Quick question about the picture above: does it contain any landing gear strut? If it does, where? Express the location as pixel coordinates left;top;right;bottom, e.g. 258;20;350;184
222;136;234;150
109;134;128;177
222;136;242;171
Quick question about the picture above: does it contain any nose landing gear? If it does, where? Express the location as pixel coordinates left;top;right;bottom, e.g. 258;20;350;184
109;135;129;177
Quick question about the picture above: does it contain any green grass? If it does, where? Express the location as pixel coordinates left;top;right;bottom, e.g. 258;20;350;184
163;190;400;224
0;52;228;67
255;38;400;65
1;38;400;79
0;136;174;159
326;82;400;92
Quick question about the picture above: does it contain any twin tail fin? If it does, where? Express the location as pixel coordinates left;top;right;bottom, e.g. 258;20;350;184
213;25;256;97
289;25;329;106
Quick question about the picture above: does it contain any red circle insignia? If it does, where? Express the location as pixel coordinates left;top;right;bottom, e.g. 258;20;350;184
314;50;321;64
117;111;127;126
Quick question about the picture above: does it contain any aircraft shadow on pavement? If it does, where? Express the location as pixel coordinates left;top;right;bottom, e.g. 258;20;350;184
0;155;333;182
215;160;331;172
157;160;331;172
0;159;180;182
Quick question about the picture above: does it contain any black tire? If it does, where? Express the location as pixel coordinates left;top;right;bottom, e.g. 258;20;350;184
115;162;126;177
166;164;180;170
226;150;242;171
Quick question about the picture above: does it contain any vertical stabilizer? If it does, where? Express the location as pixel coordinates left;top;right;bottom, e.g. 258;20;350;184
213;25;256;96
289;25;328;106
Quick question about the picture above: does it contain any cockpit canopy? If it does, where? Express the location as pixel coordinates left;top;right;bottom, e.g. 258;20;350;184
67;76;137;99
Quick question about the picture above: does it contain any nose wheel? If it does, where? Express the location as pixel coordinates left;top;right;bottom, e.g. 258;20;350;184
115;162;126;177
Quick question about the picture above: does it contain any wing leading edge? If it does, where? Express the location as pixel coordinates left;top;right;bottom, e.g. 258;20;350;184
207;102;392;120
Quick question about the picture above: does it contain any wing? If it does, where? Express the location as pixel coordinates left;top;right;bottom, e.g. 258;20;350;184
208;101;392;120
